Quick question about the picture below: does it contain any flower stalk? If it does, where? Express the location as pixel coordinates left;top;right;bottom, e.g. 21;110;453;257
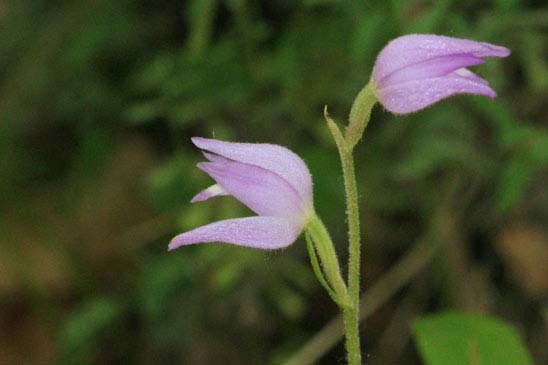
325;82;377;364
339;147;362;365
324;75;378;364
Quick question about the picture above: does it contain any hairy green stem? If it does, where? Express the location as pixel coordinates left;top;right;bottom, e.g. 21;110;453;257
323;83;377;364
325;107;363;364
341;83;377;364
340;148;362;365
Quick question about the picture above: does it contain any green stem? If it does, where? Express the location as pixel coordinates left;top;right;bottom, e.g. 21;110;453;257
324;83;377;364
339;148;362;365
325;107;363;364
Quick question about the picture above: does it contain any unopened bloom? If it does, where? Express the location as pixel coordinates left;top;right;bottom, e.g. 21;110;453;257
168;137;313;250
372;34;511;114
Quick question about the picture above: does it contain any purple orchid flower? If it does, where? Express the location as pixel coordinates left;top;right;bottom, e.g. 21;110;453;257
372;34;511;114
168;137;313;251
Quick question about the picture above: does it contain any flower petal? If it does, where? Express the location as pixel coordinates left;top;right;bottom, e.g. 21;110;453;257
378;54;485;87
191;184;229;203
168;216;302;250
373;34;511;82
197;159;306;218
191;137;312;204
377;71;496;114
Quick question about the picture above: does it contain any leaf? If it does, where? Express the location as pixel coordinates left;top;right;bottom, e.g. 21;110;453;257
413;311;533;365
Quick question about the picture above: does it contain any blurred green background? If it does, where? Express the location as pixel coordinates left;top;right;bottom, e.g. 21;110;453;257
0;0;547;364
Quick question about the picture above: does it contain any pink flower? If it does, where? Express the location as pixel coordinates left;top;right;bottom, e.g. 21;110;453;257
372;34;511;114
168;137;313;250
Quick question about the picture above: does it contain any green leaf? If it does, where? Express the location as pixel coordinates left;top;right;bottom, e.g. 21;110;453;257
413;311;533;365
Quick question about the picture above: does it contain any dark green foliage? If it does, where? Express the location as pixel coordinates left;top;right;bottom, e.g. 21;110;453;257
0;0;546;364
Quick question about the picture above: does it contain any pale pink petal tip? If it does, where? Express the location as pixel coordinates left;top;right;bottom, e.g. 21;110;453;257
483;43;511;58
